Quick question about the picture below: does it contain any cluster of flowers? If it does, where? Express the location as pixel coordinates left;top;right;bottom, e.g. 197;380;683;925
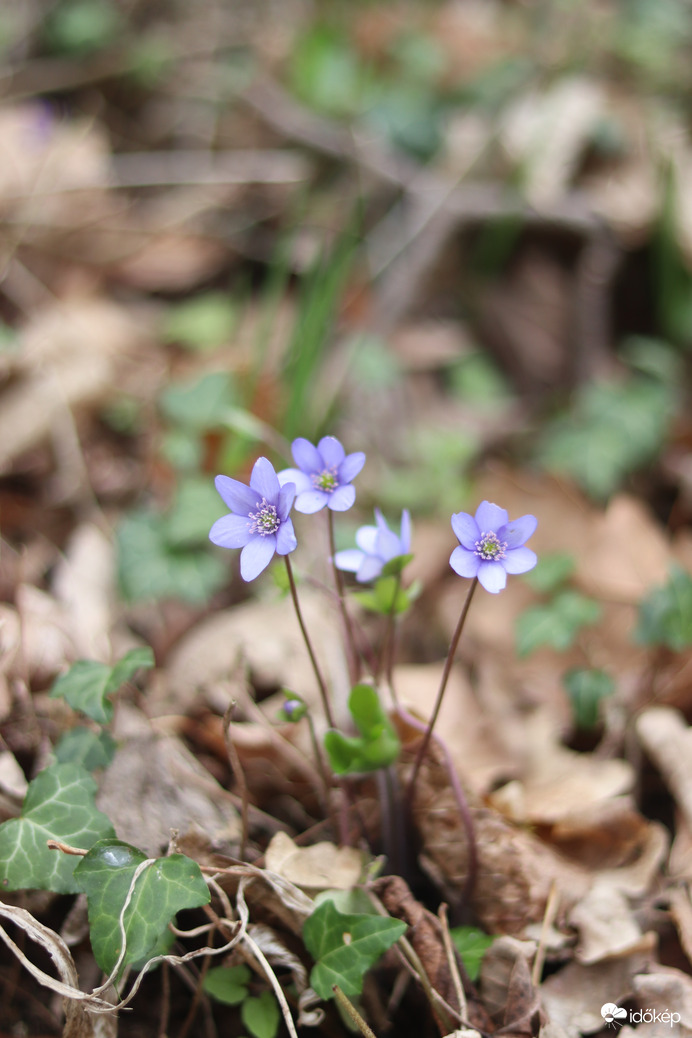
209;436;538;591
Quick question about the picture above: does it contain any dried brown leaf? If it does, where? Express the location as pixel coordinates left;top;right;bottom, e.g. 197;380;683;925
265;831;364;891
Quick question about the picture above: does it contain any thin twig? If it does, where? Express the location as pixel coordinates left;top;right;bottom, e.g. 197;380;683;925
223;701;249;861
332;986;379;1038
438;903;467;1022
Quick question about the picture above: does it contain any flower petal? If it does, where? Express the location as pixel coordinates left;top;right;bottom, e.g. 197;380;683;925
477;560;507;593
328;484;356;511
275;518;297;555
318;436;345;468
497;514;538;549
357;556;384;582
451;511;480;549
277;482;296;520
400;509;411;553
209;513;252;549
502;546;537;574
291;437;322;473
240;535;276;581
474;501;509;534
338;451;366;484
277;467;312;494
214;475;256;515
295;489;328;513
334;549;364;573
355;525;379;554
249;457;280;502
449;546;480;578
377;527;402;561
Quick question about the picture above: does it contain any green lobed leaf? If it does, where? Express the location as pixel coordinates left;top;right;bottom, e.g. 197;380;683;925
516;591;601;657
563;668;615;730
163;475;226;548
241;990;281;1038
449;926;494;982
159;371;236;430
303;899;407;1000
324;685;401;775
163;292;238;352
202;964;251;1006
523;553;575;595
635;566;692;651
50;648;154;724
74;838;210;975
53;727;117;771
117;510;228;604
0;763;116;894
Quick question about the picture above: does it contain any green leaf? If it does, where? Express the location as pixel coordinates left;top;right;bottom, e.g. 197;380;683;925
523;553;575;594
516;591;601;656
53;727;117;771
163;292;238;352
449;926;494;982
159;372;236;431
563;668;615;730
117;510;228;604
50;648;154;724
74;839;210;975
635;566;692;650
163;476;226;548
303;900;407;1000
202;964;251;1006
324;685;400;775
352;575;411;616
537;375;674;500
242;990;281;1038
0;763;116;894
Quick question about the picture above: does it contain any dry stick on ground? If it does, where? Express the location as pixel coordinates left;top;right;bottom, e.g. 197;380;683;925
243;76;619;372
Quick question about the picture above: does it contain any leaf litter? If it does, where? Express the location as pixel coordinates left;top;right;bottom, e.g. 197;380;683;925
1;2;692;1036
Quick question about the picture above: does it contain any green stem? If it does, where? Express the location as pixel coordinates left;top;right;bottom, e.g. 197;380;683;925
284;555;335;728
406;577;478;802
327;510;361;685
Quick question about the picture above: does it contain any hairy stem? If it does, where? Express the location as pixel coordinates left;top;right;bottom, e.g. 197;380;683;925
328;510;361;685
406;577;478;801
285;555;335;728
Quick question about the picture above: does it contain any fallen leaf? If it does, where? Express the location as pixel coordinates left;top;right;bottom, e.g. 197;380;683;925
265;831;364;891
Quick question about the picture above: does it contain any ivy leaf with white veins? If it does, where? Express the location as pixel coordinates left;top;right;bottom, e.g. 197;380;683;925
74;838;210;975
0;763;116;894
303;899;406;1000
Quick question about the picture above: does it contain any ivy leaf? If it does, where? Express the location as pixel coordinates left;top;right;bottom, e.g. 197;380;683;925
563;668;615;730
303;899;406;1000
516;591;601;656
50;648;154;723
0;763;115;894
242;990;281;1038
635;566;692;651
203;964;251;1006
53;727;117;771
74;838;210;975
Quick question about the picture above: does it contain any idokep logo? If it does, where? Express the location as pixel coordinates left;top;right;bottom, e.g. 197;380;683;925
601;1003;627;1026
600;1002;681;1028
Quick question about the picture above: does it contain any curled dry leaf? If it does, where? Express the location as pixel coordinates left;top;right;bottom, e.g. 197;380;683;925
568;882;653;965
265;831;364;891
52;523;116;661
479;934;540;1033
636;707;692;832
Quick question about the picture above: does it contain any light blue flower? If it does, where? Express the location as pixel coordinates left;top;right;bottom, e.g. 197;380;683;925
278;436;365;513
335;509;411;582
209;457;297;581
450;500;537;593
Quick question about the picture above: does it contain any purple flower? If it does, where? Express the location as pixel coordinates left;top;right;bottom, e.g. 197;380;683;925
278;436;365;513
209;457;297;581
450;500;537;593
335;509;411;582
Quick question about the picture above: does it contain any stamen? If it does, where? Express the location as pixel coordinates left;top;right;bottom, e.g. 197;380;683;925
474;531;507;560
248;498;280;536
312;467;339;493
